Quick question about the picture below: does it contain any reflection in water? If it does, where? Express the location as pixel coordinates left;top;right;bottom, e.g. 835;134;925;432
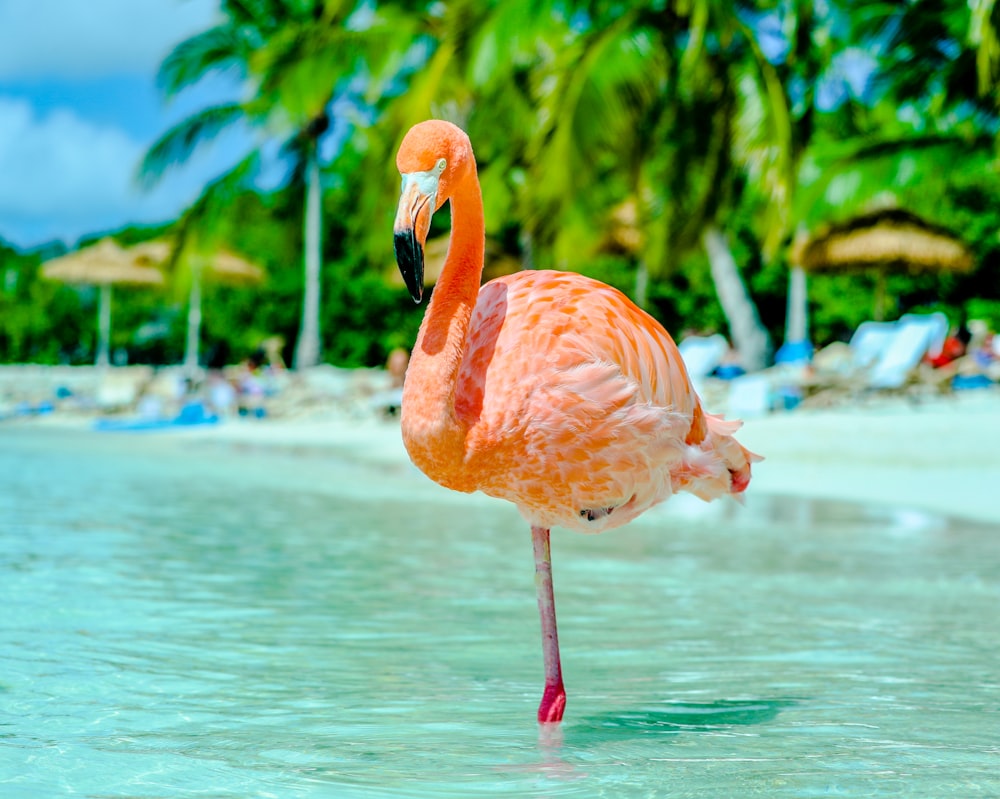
531;700;794;784
1;428;999;798
572;699;793;738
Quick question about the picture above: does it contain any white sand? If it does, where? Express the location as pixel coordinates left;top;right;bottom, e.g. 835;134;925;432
735;390;1000;525
7;365;999;525
159;388;1000;526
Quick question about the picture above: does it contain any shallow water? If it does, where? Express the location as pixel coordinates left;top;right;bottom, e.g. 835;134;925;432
1;426;998;797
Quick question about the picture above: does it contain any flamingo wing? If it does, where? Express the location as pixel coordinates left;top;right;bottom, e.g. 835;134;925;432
454;270;705;532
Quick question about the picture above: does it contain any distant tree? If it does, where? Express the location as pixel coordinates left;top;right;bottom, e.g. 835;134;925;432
141;0;411;369
516;1;782;369
354;0;786;368
786;0;1000;329
0;243;89;364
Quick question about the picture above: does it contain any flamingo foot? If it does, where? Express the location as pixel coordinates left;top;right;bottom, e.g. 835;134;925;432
537;681;567;723
532;525;566;724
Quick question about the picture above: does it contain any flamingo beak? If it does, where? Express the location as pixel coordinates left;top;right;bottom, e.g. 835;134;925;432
394;171;438;304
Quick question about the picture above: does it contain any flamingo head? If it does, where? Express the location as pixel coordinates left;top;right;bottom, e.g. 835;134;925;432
394;120;473;303
673;414;763;503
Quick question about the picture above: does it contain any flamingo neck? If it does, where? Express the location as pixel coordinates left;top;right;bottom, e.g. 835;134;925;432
401;166;484;483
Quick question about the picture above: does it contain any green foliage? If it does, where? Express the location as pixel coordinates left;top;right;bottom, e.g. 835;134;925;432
321;269;424;366
0;243;88;363
5;0;1000;368
966;298;1000;330
807;273;885;343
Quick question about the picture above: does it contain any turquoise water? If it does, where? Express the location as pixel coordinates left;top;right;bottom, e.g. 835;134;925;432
1;426;998;797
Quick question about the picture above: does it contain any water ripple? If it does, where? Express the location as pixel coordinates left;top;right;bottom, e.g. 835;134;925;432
1;428;998;797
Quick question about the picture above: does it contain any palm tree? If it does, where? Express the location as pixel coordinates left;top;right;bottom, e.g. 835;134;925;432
362;1;849;370
793;5;1000;232
347;0;551;273
517;1;778;369
141;0;409;369
135;160;265;373
785;0;1000;330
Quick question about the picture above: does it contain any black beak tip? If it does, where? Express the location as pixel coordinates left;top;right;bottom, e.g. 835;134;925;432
394;230;425;305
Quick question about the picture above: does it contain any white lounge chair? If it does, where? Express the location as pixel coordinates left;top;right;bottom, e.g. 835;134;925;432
727;373;772;418
801;313;952;406
866;312;948;390
678;334;729;385
899;312;949;360
848;321;897;370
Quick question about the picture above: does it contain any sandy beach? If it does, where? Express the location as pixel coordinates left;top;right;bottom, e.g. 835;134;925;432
4;365;999;526
182;389;1000;525
735;391;1000;525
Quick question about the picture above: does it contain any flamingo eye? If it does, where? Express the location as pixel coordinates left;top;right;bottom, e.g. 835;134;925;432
435;158;447;173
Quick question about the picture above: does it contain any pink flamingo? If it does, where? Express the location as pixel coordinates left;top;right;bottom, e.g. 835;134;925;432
393;120;759;724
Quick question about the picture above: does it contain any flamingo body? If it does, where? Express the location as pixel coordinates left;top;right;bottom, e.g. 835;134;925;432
403;268;750;534
392;119;758;723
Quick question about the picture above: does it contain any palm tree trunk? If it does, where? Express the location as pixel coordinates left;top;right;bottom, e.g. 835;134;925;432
294;150;322;369
96;284;112;368
701;224;772;372
873;268;887;321
785;266;808;344
634;259;650;310
519;228;535;270
184;266;203;374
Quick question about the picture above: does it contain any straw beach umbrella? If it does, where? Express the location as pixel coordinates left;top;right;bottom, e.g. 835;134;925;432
42;238;164;366
128;240;264;371
793;208;974;321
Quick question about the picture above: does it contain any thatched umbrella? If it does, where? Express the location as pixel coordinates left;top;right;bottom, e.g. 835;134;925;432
793;208;974;321
600;198;645;255
127;240;264;371
42;238;164;366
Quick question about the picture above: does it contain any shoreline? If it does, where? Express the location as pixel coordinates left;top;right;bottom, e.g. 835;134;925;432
3;365;999;526
735;389;1000;525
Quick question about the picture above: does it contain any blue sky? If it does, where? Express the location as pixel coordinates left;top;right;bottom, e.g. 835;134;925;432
0;0;250;250
0;1;877;252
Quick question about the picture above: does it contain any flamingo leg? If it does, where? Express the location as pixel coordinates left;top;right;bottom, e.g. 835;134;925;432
531;525;566;723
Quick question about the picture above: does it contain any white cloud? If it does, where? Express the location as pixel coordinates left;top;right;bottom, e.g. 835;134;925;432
0;96;244;247
0;99;140;217
0;0;262;247
0;0;220;79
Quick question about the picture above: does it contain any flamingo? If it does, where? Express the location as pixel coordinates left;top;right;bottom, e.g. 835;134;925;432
393;120;760;724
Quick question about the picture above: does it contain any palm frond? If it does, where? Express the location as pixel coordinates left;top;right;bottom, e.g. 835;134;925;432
157;25;250;96
677;0;710;82
225;0;302;32
734;16;795;256
794;133;999;227
468;0;565;90
178;152;262;246
971;0;1000;98
845;131;996;160
530;10;653;207
138;103;249;187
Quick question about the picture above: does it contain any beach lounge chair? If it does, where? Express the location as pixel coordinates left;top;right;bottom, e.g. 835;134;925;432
899;312;948;360
848;322;898;369
727;373;772;418
800;313;951;406
866;312;948;390
678;334;729;387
